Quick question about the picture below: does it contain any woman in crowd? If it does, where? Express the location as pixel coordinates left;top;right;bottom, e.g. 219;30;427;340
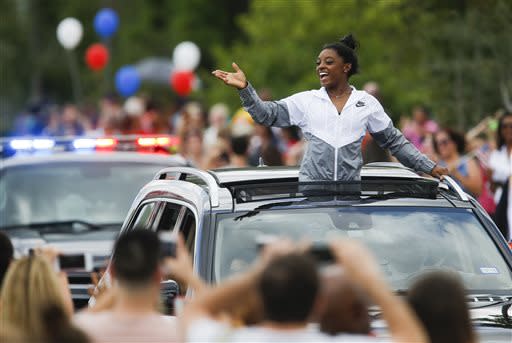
433;128;483;197
489;112;512;240
408;271;476;343
0;252;75;340
213;34;447;181
180;128;205;168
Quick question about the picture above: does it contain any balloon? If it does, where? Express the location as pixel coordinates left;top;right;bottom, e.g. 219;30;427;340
115;66;140;97
124;96;145;116
94;8;119;38
173;41;201;71
56;18;83;50
170;71;194;96
85;43;109;71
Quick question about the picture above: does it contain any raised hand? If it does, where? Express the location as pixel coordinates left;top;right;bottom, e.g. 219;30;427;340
212;62;248;89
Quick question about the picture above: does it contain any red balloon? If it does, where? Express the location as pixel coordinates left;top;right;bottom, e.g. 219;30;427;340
170;71;194;96
85;43;109;71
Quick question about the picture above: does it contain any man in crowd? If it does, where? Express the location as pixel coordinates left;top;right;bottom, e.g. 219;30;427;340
74;230;177;342
317;265;371;336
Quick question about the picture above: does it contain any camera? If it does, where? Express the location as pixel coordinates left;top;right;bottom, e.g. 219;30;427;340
308;242;335;264
56;253;93;271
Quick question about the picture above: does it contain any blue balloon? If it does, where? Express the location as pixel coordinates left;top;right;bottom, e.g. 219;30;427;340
94;8;119;38
115;66;140;97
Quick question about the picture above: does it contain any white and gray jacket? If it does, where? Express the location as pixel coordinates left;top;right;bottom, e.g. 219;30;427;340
239;83;436;181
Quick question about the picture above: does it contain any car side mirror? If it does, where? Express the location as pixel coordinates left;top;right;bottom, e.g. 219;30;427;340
160;279;180;315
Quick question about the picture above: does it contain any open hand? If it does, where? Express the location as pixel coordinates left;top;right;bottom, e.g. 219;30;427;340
212;62;247;89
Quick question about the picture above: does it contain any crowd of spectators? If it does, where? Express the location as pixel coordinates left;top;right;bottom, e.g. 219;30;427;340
400;107;512;241
8;85;512;240
0;229;479;342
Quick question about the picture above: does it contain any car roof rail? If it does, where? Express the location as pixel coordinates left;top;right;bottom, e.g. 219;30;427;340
154;167;220;207
441;176;469;201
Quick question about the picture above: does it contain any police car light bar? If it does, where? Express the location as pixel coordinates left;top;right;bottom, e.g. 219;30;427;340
72;138;96;149
10;138;55;150
2;135;180;158
95;138;117;148
10;139;33;150
137;137;171;147
73;138;117;149
33;139;56;150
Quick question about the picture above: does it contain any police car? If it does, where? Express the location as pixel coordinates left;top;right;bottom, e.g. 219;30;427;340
0;135;187;308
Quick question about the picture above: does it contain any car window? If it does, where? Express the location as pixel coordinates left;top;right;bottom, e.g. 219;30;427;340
131;202;157;230
0;162;170;227
214;207;512;293
154;203;182;232
179;208;196;255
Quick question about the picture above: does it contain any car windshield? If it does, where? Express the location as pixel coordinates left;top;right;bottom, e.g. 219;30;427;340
214;206;512;293
0;162;168;228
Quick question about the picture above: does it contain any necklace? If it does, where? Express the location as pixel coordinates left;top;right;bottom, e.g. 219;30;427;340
328;87;351;99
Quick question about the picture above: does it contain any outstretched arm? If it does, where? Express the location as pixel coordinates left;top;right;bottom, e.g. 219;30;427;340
371;122;447;178
366;98;447;178
212;63;304;128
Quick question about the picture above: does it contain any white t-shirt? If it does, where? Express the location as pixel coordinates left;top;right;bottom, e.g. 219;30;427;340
489;146;511;202
489;146;511;184
187;318;383;342
74;311;177;343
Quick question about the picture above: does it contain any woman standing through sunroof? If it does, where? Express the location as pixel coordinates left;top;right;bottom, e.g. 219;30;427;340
213;34;447;181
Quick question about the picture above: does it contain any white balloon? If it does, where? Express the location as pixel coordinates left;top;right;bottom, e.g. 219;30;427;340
173;41;201;71
57;18;83;50
124;96;145;117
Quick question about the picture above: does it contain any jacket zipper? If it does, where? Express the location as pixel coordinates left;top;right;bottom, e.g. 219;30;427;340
333;102;340;181
334;147;338;181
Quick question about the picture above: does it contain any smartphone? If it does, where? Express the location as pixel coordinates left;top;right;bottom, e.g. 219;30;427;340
159;231;177;258
308;242;335;264
57;253;93;271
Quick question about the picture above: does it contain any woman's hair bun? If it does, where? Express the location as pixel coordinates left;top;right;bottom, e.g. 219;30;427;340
339;34;358;50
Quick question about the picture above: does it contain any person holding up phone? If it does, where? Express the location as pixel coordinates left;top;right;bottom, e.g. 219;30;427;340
213;34;447;182
74;230;178;343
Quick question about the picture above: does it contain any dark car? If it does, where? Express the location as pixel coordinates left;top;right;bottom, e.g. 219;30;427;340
95;163;512;340
0;151;187;308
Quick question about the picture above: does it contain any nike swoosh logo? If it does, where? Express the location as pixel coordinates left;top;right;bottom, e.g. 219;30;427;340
356;101;365;107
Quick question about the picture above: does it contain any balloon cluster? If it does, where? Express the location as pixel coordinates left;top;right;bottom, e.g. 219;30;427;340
57;9;202;98
170;41;201;97
56;9;117;73
84;8;118;72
